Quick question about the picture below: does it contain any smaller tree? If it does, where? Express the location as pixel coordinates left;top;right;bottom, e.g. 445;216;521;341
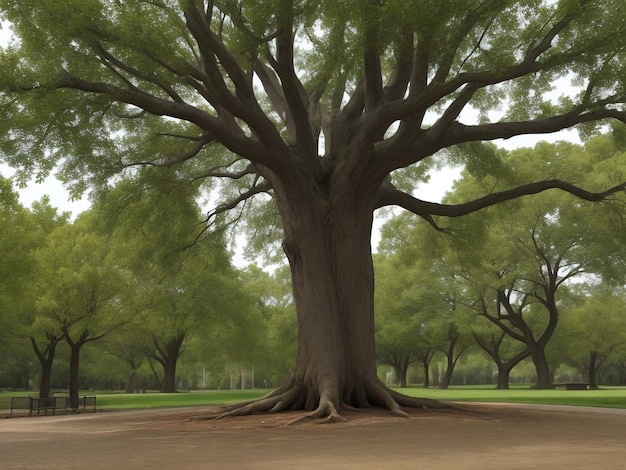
239;265;295;388
431;311;472;390
374;255;422;387
472;320;530;389
559;286;626;389
2;196;69;399
36;216;132;408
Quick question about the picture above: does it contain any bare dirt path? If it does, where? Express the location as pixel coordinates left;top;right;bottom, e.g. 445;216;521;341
2;403;625;469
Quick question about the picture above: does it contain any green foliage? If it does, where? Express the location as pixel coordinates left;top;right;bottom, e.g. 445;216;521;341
239;265;296;383
558;285;626;369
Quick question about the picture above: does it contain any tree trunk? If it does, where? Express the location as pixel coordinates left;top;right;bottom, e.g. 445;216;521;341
66;330;92;410
393;365;408;388
68;342;81;410
528;341;553;389
438;333;464;390
216;184;443;420
22;369;30;391
148;359;162;390
473;333;529;390
160;360;178;393
31;336;59;400
438;350;456;390
126;370;136;394
282;202;380;415
156;335;184;393
496;368;510;389
588;351;598;390
417;351;434;388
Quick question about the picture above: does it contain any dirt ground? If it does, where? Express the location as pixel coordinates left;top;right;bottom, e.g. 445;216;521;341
2;403;626;469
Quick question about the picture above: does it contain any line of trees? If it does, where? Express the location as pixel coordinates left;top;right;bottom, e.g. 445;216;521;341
375;133;626;390
0;173;297;403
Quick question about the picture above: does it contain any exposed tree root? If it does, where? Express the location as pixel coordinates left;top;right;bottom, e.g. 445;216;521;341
187;378;451;423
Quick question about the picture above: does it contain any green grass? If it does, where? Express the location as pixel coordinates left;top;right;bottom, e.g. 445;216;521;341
3;386;626;411
95;389;270;410
395;386;626;409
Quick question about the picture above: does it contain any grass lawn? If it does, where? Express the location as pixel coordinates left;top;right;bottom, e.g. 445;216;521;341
397;385;626;409
2;386;626;411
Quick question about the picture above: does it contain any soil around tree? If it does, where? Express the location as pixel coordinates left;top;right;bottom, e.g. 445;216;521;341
2;403;626;469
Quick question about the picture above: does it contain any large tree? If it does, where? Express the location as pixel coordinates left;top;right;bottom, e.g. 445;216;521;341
2;1;626;420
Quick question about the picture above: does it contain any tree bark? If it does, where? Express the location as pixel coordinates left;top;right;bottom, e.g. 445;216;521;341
281;200;380;415
393;364;408;388
66;329;95;410
151;334;185;393
215;179;444;420
160;359;178;393
438;339;459;390
588;351;599;390
422;362;430;389
528;341;554;389
126;370;136;394
31;336;60;400
68;341;81;410
416;350;435;388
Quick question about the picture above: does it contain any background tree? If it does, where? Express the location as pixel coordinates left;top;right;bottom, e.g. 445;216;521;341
470;302;530;389
97;331;147;393
35;215;133;408
0;177;35;389
374;255;424;388
2;1;626;419
95;173;261;393
440;135;625;388
239;265;296;388
558;285;626;389
2;197;70;398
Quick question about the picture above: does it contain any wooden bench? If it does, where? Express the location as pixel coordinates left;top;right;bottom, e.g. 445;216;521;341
553;382;589;390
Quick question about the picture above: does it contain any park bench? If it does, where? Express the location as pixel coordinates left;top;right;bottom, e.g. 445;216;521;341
552;382;590;390
10;395;97;416
10;396;58;416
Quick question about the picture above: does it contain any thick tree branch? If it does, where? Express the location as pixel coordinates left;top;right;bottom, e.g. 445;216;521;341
254;60;289;125
184;2;254;104
367;2;600;152
55;74;285;169
363;2;383;111
383;30;413;102
273;2;316;157
184;2;291;167
128;133;216;168
375;179;626;220
444;107;626;147
93;42;184;103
